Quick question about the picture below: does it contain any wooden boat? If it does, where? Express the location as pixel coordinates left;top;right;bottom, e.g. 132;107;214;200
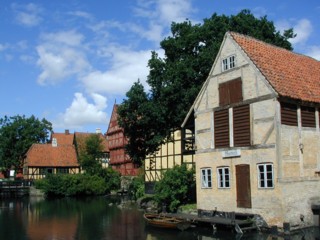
143;213;191;230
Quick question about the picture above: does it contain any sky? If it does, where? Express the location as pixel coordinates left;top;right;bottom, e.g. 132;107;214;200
1;0;320;134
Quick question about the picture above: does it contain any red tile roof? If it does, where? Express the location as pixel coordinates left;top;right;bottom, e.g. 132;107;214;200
51;132;74;145
25;132;79;167
229;32;320;103
25;144;78;167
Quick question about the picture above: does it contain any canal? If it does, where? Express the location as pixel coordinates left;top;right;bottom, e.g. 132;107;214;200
0;196;319;240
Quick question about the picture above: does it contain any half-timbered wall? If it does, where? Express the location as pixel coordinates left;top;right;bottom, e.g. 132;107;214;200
144;129;195;193
24;167;80;180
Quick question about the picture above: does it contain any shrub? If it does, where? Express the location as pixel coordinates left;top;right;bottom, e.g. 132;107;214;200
36;173;108;197
154;164;195;212
128;175;145;199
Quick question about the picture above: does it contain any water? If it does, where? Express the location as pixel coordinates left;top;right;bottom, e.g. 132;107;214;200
0;196;318;240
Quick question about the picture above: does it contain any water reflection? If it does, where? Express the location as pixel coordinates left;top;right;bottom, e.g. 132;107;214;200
0;197;318;240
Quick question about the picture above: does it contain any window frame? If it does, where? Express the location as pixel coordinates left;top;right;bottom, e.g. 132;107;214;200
257;163;274;189
222;55;236;71
217;167;230;189
201;168;212;189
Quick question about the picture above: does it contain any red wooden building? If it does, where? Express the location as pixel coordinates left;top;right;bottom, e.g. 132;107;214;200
106;104;140;176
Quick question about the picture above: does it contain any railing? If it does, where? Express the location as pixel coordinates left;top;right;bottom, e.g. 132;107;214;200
0;180;32;197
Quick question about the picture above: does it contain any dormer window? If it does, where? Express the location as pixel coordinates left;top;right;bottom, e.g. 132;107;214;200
222;55;236;71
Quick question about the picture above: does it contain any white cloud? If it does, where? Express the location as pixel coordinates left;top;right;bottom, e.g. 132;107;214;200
290;19;313;45
305;46;320;60
36;30;90;85
135;0;194;24
81;47;154;95
55;92;108;129
276;18;313;45
11;3;43;27
130;0;195;43
68;11;93;20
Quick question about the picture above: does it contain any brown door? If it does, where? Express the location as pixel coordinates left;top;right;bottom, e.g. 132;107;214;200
236;164;252;208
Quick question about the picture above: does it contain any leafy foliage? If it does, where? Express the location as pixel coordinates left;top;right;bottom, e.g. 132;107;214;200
154;164;195;212
0;115;52;170
77;134;121;193
117;81;166;166
79;134;104;174
35;174;108;197
127;174;145;199
118;10;296;166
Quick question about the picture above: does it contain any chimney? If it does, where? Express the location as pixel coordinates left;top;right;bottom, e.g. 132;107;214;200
96;128;101;134
65;129;69;135
52;138;57;147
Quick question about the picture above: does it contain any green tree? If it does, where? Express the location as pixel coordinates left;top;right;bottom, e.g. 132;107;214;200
0;115;52;171
154;164;195;212
117;80;166;166
79;134;103;174
118;10;296;166
78;134;121;191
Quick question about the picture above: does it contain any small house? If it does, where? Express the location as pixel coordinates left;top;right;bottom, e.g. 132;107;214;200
23;130;80;179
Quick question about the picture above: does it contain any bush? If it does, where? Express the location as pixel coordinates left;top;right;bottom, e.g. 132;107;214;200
154;164;195;212
128;175;145;199
97;167;121;192
36;173;109;197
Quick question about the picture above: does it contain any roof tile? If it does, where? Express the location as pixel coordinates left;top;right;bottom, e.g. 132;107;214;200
229;32;320;103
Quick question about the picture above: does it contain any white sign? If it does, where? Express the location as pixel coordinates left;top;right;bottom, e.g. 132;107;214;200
222;149;241;158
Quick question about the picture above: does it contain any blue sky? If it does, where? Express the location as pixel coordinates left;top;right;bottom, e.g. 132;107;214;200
1;0;319;134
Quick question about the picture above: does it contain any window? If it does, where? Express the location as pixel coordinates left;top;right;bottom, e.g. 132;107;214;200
257;163;274;188
219;78;242;106
222;55;236;71
301;106;315;128
217;167;230;188
281;102;297;126
201;168;212;188
57;168;69;174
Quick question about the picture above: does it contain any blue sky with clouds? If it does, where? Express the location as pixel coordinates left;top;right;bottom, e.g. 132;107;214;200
1;0;319;133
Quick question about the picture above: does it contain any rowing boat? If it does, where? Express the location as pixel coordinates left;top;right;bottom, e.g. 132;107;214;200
143;213;191;231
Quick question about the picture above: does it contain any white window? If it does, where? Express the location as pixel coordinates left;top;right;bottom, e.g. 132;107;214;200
201;168;212;188
222;55;236;71
217;167;230;188
257;163;274;188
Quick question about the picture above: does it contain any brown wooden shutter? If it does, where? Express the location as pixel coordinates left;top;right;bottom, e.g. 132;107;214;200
233;105;250;147
301;106;315;128
219;78;243;106
281;102;298;126
214;109;229;148
229;78;243;104
219;81;229;106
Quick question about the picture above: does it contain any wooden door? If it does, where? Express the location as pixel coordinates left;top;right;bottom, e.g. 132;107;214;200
236;164;252;208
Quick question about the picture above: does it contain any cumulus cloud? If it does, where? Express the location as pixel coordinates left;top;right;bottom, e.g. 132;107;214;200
55;92;108;129
276;18;313;45
36;30;90;85
81;46;155;95
11;3;43;27
134;0;194;24
289;19;313;45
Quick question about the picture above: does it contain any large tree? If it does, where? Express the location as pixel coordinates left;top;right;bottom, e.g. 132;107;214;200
118;10;296;166
0;115;52;171
117;80;165;166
